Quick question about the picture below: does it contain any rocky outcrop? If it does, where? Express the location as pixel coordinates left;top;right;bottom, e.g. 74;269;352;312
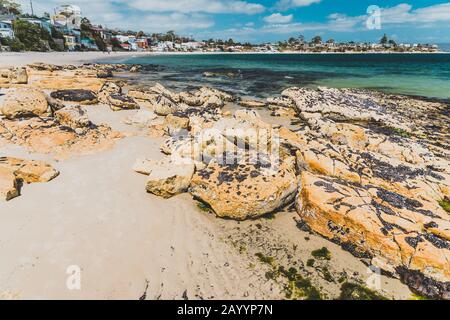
0;167;20;201
124;109;158;127
0;67;28;85
0;157;59;201
107;94;139;111
239;98;267;108
0;117;121;160
153;95;180;116
134;158;195;198
54;105;91;129
0;88;51;119
282;87;411;132
50;89;98;105
272;86;450;298
97;69;113;79
163;113;190;136
190;157;298;220
296;171;450;298
98;81;122;103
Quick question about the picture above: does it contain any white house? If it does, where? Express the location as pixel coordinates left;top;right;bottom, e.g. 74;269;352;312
0;21;14;39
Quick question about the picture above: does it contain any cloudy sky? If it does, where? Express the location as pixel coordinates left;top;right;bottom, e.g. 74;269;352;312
16;0;450;43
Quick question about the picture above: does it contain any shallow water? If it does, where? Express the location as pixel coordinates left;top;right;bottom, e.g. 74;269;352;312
102;53;450;99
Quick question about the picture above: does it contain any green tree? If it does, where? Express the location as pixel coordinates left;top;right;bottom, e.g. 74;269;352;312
0;36;25;51
380;33;388;45
12;20;47;51
288;37;297;45
311;35;322;44
388;39;397;47
80;17;106;51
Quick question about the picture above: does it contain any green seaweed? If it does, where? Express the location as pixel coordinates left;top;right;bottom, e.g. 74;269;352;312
255;252;275;266
410;294;431;300
311;247;331;260
392;127;411;138
438;198;450;213
306;259;315;267
196;201;212;213
278;266;322;300
339;282;388;300
321;267;334;282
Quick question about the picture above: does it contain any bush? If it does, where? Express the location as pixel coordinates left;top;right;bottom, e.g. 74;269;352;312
0;36;25;51
12;19;47;51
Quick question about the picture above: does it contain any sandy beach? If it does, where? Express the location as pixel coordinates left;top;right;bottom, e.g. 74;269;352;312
0;51;154;68
1;52;448;300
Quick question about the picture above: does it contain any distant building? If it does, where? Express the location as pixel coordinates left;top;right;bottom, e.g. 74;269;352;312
119;42;131;51
51;5;81;29
135;38;149;50
64;35;79;51
91;26;112;42
81;37;98;50
181;41;204;51
0;21;14;38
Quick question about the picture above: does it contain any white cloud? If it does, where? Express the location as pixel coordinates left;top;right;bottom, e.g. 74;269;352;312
381;3;450;23
15;0;215;32
263;13;293;24
128;0;265;14
276;0;321;10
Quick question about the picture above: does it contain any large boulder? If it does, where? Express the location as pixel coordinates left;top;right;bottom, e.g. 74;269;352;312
96;69;113;79
149;83;180;102
163;113;190;136
98;82;122;103
0;88;51;119
153;95;179;116
50;89;98;105
134;158;195;198
296;171;450;299
107;94;139;111
0;167;20;201
54;105;91;129
0;157;59;201
190;156;298;220
127;89;157;102
0;67;28;85
0;157;60;183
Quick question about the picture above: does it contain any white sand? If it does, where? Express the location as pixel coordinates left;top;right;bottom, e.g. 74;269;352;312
0;51;153;68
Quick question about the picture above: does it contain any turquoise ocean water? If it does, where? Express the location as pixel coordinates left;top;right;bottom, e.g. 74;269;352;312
104;53;450;100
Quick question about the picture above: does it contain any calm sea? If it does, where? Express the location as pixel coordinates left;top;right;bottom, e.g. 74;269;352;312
103;53;450;100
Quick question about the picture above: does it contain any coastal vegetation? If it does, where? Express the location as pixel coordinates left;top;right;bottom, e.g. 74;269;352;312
339;283;388;300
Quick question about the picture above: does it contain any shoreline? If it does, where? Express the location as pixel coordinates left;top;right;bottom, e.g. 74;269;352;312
1;50;449;68
0;51;154;68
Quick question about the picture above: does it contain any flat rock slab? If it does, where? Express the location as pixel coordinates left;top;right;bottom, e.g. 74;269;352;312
296;171;450;298
50;89;98;105
190;157;298;220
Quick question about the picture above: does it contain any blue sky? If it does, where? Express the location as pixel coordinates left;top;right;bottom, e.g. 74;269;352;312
17;0;450;43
